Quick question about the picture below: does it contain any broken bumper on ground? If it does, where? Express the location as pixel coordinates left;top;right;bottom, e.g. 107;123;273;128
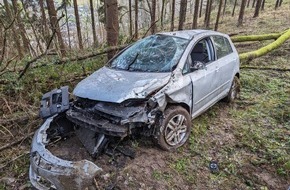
29;116;102;190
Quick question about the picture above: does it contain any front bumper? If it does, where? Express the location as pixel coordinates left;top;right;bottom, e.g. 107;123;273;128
29;116;102;190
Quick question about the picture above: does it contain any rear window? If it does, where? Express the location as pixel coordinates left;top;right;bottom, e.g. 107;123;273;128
212;36;233;59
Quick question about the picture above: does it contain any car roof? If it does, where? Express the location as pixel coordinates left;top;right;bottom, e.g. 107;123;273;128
158;29;223;40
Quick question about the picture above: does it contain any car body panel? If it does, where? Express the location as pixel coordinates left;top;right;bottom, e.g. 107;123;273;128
73;67;171;103
29;116;101;190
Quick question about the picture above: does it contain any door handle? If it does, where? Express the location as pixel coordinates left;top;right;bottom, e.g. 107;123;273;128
215;67;219;72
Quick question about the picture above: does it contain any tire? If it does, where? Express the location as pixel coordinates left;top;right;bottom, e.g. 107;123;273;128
225;76;240;103
155;106;191;151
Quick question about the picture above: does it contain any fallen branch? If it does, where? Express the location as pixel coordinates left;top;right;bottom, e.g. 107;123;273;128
0;132;34;152
231;32;283;42
241;66;290;72
56;44;128;64
239;28;290;62
0;152;29;170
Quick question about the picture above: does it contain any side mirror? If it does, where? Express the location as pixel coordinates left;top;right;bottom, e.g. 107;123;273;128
191;61;206;71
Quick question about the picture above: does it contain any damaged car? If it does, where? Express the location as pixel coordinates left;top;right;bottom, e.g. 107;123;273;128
29;30;240;189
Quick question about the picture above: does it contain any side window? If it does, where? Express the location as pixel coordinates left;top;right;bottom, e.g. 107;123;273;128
190;38;213;65
183;38;214;74
212;36;233;59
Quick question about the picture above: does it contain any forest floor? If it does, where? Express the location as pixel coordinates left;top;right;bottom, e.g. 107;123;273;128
0;2;290;190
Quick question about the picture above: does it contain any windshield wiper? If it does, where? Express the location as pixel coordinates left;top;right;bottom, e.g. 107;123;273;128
126;53;139;70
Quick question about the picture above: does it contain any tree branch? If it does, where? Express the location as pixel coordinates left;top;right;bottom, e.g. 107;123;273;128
18;14;64;79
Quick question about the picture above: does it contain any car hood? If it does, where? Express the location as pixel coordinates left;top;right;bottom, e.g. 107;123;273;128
73;67;171;103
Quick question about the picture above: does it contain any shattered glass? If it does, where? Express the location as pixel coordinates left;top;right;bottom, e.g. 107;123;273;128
109;35;189;72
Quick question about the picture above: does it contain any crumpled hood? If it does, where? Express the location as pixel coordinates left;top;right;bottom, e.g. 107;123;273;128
73;67;171;103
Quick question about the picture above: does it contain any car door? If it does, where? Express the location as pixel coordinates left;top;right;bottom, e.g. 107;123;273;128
183;37;219;118
211;35;237;96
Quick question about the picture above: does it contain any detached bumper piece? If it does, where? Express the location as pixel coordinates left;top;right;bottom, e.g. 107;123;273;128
66;109;128;138
29;116;101;190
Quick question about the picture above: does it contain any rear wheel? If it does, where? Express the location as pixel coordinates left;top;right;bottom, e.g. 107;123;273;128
155;106;191;151
225;76;240;103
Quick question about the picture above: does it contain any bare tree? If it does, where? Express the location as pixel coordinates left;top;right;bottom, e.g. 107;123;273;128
39;0;50;44
89;0;97;46
170;0;175;31
11;0;30;56
232;0;237;17
215;0;223;31
160;0;166;29
151;0;157;34
261;0;265;10
128;0;133;37
192;0;200;29
46;0;66;57
73;0;83;49
199;0;203;17
63;1;71;49
223;0;227;15
238;0;247;26
3;0;23;58
178;0;187;30
252;0;256;8
105;0;119;59
275;0;283;9
247;0;251;8
134;0;138;39
279;0;283;6
204;0;213;28
253;0;263;17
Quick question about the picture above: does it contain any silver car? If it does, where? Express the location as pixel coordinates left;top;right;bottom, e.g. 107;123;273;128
30;30;240;189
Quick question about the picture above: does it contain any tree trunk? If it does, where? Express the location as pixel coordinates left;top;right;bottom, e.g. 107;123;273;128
223;0;227;15
89;0;97;47
247;0;251;8
178;0;187;30
128;0;133;37
279;0;283;6
11;0;30;56
252;0;256;8
20;1;43;55
134;0;138;39
205;0;213;28
232;0;237;17
238;0;247;26
192;0;200;29
239;28;290;62
214;0;223;31
151;0;157;34
105;0;119;60
64;3;71;49
199;0;203;18
170;0;175;31
161;0;165;29
46;0;66;57
253;0;262;17
73;0;83;49
231;32;282;42
3;0;23;58
275;0;279;9
39;0;50;44
261;0;265;10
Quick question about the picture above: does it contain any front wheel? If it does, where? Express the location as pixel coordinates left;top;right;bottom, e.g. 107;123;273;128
155;106;191;151
225;76;240;103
